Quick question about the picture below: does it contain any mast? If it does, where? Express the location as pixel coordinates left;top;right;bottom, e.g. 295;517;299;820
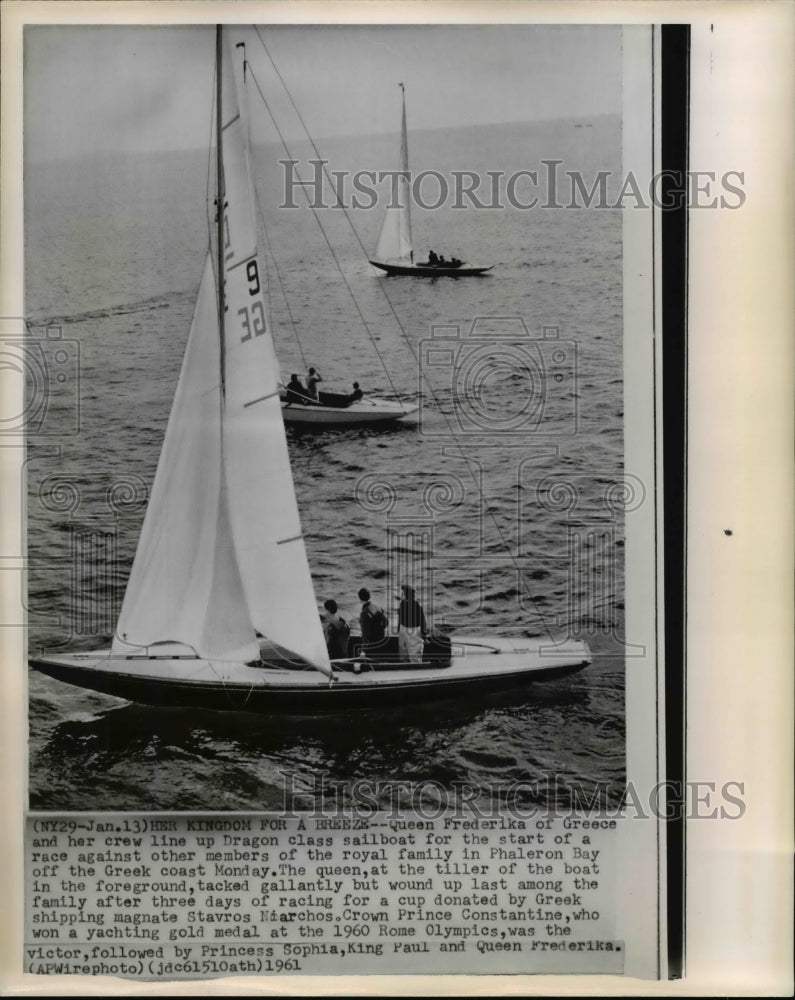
373;82;413;263
112;27;330;671
216;25;226;396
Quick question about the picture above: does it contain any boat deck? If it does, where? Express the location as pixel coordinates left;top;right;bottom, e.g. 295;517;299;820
31;636;591;712
281;396;417;425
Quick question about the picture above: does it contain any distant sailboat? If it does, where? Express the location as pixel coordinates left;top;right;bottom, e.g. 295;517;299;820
369;84;493;278
239;65;416;426
31;29;589;712
280;381;415;427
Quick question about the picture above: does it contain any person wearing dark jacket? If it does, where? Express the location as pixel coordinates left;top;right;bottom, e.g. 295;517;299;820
321;599;350;659
358;587;388;659
397;584;426;662
285;374;307;404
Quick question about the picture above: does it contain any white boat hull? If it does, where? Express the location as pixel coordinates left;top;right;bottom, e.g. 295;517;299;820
31;636;591;714
282;398;417;426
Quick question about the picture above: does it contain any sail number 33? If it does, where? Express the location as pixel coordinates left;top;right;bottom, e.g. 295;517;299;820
239;260;266;342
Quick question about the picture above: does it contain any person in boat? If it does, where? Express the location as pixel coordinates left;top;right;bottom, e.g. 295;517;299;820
397;584;427;663
358;587;388;659
306;367;323;399
348;381;363;404
321;599;350;659
450;257;462;267
285;373;308;404
438;254;447;265
428;250;438;265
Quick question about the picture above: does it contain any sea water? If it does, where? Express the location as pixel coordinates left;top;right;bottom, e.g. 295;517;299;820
25;117;625;811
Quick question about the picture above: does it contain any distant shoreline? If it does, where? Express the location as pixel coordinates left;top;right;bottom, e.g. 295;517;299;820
26;113;622;168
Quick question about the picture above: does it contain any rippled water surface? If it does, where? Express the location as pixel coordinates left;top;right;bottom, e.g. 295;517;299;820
26;116;625;811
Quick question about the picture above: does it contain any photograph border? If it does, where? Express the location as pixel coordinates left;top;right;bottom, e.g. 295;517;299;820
2;1;793;996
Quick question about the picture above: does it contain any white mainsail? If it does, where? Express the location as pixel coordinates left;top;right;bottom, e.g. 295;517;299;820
373;85;413;262
220;37;330;671
113;30;331;674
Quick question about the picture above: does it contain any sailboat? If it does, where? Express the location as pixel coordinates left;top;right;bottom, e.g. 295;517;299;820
30;29;589;713
245;73;415;426
280;381;415;427
368;84;493;278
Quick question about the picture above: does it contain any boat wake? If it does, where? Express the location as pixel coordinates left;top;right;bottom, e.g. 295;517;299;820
29;290;186;329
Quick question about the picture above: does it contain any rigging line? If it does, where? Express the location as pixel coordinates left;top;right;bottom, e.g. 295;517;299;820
252;32;554;640
250;30;555;642
200;52;228;403
247;63;402;402
256;196;310;372
204;59;218;256
245;62;403;404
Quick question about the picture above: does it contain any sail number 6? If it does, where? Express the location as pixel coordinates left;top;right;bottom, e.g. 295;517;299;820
246;260;261;295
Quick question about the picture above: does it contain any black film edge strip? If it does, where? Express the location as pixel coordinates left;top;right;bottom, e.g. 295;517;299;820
660;21;689;981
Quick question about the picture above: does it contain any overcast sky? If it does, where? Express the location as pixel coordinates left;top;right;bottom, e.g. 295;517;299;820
25;24;622;162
